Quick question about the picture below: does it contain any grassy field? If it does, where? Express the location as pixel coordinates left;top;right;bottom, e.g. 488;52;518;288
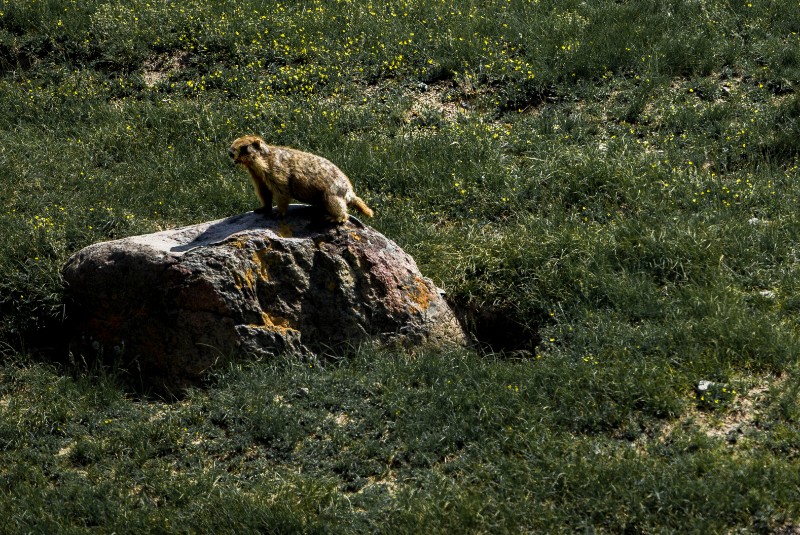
2;0;800;531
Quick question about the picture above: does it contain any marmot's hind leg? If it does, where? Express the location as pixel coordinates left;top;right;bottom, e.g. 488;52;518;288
275;194;291;217
323;194;348;224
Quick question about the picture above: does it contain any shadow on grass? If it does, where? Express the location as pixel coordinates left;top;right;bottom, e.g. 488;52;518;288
449;299;541;355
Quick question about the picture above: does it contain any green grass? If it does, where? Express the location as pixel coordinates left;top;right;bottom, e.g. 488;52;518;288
3;353;800;532
2;0;800;531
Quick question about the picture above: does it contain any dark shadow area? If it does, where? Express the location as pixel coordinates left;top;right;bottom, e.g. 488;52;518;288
449;299;541;356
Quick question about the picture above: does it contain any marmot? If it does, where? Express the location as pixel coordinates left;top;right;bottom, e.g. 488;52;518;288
228;135;374;224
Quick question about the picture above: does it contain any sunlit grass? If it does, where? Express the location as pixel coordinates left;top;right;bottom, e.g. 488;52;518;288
1;0;800;531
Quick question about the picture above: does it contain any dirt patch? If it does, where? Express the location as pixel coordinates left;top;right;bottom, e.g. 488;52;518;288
696;381;770;440
142;51;188;88
333;412;351;427
651;375;782;449
406;81;471;123
354;474;399;497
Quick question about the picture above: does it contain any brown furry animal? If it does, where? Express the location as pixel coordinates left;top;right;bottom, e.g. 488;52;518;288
228;135;374;224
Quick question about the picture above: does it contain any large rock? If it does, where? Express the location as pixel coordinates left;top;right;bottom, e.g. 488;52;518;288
62;207;467;392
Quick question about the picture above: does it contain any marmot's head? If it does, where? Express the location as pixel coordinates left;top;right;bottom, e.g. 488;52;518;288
228;135;268;167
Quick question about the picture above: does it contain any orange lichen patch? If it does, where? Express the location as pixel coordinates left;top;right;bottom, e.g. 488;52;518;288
277;222;293;238
245;267;258;287
405;276;433;311
225;236;250;250
233;249;272;290
233;267;256;290
250;249;272;279
250;311;297;335
350;232;362;241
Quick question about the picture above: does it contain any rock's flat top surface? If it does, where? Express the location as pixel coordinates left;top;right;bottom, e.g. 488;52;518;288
132;208;320;253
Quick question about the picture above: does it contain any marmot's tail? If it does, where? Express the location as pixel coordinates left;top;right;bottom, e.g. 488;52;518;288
350;196;374;218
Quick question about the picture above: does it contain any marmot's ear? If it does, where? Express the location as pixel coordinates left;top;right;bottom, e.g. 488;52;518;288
253;139;268;153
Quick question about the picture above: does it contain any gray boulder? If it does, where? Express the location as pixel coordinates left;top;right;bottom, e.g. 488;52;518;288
62;207;467;392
